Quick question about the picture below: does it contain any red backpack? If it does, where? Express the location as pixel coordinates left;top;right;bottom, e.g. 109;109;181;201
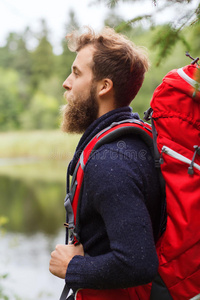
135;61;200;300
61;61;200;300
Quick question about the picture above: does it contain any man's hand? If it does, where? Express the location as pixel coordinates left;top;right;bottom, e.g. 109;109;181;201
49;243;84;278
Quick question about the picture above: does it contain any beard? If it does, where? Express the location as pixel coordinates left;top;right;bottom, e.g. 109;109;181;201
60;83;99;134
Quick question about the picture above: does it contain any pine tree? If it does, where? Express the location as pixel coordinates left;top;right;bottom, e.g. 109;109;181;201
31;19;55;89
98;0;200;65
58;10;79;80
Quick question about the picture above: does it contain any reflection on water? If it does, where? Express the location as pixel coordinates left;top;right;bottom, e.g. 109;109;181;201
0;160;69;299
0;161;67;234
0;230;65;300
0;157;38;167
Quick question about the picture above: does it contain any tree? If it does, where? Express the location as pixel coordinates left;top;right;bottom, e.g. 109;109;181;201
20;91;59;130
97;0;200;65
104;10;129;29
57;10;79;81
0;68;22;130
0;29;32;77
31;19;55;89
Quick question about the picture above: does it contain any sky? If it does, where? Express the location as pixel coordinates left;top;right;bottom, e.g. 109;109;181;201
0;0;199;54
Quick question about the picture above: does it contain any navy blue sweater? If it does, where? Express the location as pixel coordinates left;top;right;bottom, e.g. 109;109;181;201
66;107;162;290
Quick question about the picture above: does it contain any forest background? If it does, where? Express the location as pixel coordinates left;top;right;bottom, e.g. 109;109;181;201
0;1;200;134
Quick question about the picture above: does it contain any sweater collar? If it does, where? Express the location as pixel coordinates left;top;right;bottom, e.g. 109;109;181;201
68;106;140;175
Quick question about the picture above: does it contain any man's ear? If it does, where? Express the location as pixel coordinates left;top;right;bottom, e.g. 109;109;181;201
98;78;113;97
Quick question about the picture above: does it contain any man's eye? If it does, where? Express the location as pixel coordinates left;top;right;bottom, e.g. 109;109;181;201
73;71;79;76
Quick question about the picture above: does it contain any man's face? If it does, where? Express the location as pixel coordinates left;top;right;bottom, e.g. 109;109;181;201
61;45;99;134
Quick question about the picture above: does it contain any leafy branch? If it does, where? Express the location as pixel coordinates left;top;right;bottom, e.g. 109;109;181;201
115;14;152;32
94;0;200;65
0;216;9;234
151;25;191;66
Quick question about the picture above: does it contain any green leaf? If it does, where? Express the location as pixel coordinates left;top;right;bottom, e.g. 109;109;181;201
115;15;152;32
151;24;191;66
0;216;9;227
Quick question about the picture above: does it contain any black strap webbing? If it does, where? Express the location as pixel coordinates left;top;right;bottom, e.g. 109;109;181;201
150;274;173;300
59;284;73;300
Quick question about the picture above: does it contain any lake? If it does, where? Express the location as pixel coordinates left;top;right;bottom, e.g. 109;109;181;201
0;159;69;300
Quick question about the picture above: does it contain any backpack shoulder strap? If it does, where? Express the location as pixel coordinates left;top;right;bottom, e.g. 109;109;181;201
65;119;154;242
82;119;153;168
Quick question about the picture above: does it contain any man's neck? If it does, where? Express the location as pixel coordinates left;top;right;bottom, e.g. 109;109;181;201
97;100;117;118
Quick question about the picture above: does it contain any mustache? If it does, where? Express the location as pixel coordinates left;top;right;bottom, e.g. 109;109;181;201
60;104;67;116
63;91;75;106
63;91;69;101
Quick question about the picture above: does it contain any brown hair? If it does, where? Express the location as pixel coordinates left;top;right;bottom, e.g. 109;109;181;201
66;27;150;107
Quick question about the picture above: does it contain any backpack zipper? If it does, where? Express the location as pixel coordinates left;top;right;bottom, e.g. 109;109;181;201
161;146;200;173
177;67;200;91
74;289;82;299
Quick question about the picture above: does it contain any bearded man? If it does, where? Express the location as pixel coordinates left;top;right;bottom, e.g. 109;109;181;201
49;27;163;300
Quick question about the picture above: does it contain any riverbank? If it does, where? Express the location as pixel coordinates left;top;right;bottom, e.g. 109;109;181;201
0;130;80;159
0;131;76;300
0;130;80;182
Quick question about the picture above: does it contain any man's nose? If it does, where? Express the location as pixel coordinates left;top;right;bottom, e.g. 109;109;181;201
63;76;72;90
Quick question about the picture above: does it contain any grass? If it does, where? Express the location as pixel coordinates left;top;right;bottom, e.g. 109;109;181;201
0;160;68;182
0;130;80;159
0;130;80;182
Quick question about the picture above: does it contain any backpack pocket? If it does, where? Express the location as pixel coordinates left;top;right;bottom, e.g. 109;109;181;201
156;140;200;291
161;145;200;174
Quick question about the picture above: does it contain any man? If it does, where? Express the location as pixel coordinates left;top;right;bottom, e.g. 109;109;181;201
49;27;162;299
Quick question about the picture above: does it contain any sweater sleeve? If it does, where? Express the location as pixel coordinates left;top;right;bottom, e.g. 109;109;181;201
65;142;159;290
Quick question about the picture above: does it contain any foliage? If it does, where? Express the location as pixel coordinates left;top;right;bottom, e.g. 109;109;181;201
0;130;79;159
20;91;59;129
0;6;199;131
151;24;191;66
100;0;200;65
0;12;81;132
0;216;9;235
0;220;23;300
0;68;23;130
31;20;55;89
0;273;9;300
0;216;9;227
115;14;152;32
57;10;78;80
0;273;23;300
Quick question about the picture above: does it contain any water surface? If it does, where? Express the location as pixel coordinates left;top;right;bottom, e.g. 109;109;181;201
0;160;68;299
